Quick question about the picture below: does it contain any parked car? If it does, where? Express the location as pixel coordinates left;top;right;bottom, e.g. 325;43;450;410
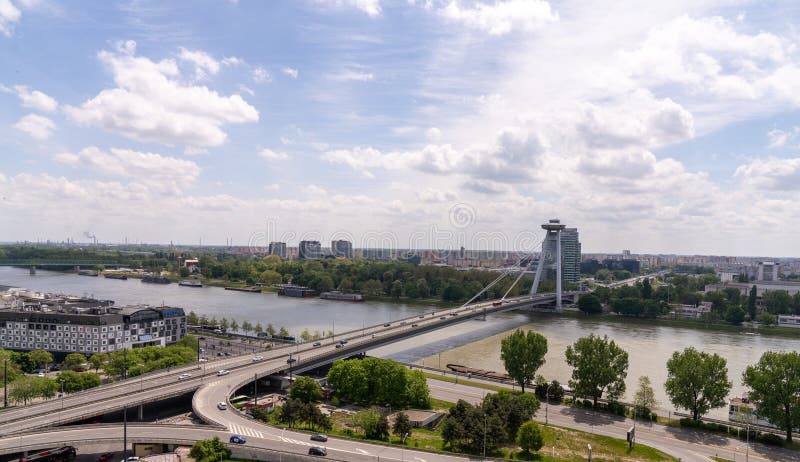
335;344;343;349
439;316;446;320
411;323;418;327
308;446;327;456
313;342;321;347
310;434;328;442
286;358;297;364
177;373;192;381
217;369;230;376
383;323;391;327
199;358;209;362
98;452;114;462
252;355;264;361
230;434;246;444
217;401;228;410
124;457;140;462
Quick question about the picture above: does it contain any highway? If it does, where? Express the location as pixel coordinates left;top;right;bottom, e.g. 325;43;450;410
0;294;554;435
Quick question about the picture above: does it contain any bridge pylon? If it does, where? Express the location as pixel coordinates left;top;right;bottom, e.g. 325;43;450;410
530;219;567;311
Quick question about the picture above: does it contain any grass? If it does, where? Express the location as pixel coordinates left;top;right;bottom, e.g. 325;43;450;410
710;458;733;462
429;397;456;409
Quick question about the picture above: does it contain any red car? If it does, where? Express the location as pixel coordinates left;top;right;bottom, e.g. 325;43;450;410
98;453;114;462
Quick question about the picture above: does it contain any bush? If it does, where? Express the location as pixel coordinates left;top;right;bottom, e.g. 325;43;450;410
759;433;784;446
605;401;625;416
582;399;593;408
517;422;544;453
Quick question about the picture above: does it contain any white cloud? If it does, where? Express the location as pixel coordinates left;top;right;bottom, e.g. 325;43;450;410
462;179;509;195
222;56;244;66
767;127;799;149
258;148;289;161
734;157;800;191
319;0;381;17
184;146;208;155
178;47;220;80
426;127;442;140
238;84;255;96
64;42;259;147
14;113;55;139
440;0;558;36
282;67;299;79
416;187;457;203
0;0;21;37
331;70;374;82
54;146;200;194
252;66;271;83
13;85;58;112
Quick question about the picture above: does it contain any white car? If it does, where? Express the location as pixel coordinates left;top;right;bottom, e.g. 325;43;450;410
252;355;264;362
217;369;230;376
177;373;192;381
199;358;209;363
217;401;228;410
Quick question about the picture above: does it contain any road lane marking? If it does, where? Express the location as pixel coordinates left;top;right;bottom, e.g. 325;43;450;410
413;457;426;462
355;448;370;455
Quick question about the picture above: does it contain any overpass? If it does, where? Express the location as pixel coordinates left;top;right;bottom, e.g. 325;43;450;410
0;292;572;436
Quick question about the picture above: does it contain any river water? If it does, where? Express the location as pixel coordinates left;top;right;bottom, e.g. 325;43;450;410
3;267;799;419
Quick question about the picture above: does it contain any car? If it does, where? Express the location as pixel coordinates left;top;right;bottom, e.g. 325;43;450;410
223;352;231;356
217;369;230;376
37;372;44;377
439;316;446;320
98;453;114;462
252;355;264;361
411;323;418;327
335;344;343;349
198;336;206;340
418;315;425;319
339;339;348;344
217;401;228;410
199;348;205;353
286;358;297;364
310;434;328;442
308;446;327;456
177;373;192;381
123;457;140;462
217;352;224;356
230;434;247;444
383;323;391;327
450;312;458;316
213;329;224;334
313;342;321;347
199;358;209;362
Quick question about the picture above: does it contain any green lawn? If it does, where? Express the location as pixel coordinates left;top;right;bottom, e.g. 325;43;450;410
423;372;509;392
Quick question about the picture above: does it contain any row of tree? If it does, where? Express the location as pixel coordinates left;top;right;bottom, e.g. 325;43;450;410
326;357;430;409
186;312;295;338
499;328;800;443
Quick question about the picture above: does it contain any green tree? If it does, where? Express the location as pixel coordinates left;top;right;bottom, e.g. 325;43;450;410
724;305;746;325
0;348;22;385
764;290;793;314
241;321;253;335
267;323;276;336
189;437;231;462
405;369;431;409
353;407;390;440
743;351;800;443
633;376;656;417
362;279;384;296
640;278;653;299
57;370;101;393
88;352;109;373
254;322;264;336
664;347;731;422
278;326;290;337
757;312;777;326
565;334;629;407
29;350;53;370
230;319;239;332
577;294;603;314
482;390;540;442
220;318;229;331
517;421;544;453
390;280;403;299
63;353;87;371
289;376;323;403
186;311;199;325
179;266;190;278
500;329;548;392
10;376;57;405
392;411;413;441
441;400;505;454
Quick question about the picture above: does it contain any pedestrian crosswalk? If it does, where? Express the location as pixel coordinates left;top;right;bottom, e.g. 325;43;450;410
228;423;264;439
278;436;312;446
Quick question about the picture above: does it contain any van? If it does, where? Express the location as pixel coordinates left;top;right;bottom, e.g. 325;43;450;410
217;402;228;410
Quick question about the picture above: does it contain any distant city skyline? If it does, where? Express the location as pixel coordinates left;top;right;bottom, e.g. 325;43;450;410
2;1;800;256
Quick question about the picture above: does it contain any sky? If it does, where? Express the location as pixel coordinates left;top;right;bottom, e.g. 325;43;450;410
1;0;800;257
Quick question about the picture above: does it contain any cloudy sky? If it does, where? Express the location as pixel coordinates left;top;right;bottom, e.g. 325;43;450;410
1;0;799;256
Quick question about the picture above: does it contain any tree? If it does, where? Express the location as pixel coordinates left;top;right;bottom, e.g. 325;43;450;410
289;376;323;403
724;305;746;325
362;279;384;296
577;294;603;314
63;353;87;371
88;352;109;373
390;280;403;299
743;351;800;443
640;278;653;299
241;321;253;335
500;329;548;392
392;411;413;441
0;348;22;384
10;376;57;405
58;370;101;393
179;266;190;278
352;407;390;440
757;312;776;326
405;369;431;409
482;390;540;442
190;437;231;462
220;318;229;331
278;326;290;337
764;290;793;315
186;311;199;325
664;347;731;422
441;400;505;454
517;421;544;453
267;323;276;336
633;376;656;417
254;322;264;336
230;319;239;332
29;350;53;370
565;334;629;407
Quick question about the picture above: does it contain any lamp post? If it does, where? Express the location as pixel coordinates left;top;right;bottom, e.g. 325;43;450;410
3;358;7;408
545;382;552;425
482;412;487;460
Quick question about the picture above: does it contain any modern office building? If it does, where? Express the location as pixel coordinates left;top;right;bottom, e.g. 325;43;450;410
331;240;353;258
298;240;322;260
268;241;287;259
757;261;779;281
540;221;581;285
0;293;186;355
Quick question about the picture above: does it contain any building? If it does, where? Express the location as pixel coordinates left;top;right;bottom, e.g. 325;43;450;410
268;242;287;259
298;240;322;260
778;315;800;328
331;240;353;258
672;302;712;319
0;298;186;355
757;262;779;281
541;223;581;285
182;258;200;274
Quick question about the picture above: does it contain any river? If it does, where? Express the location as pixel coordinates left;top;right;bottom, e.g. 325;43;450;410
3;267;798;419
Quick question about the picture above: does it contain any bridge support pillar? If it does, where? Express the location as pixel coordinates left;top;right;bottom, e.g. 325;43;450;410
29;266;36;275
138;404;144;420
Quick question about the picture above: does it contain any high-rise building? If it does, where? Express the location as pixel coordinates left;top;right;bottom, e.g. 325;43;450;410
757;261;779;281
331;240;353;258
299;240;322;260
268;242;287;259
539;221;581;285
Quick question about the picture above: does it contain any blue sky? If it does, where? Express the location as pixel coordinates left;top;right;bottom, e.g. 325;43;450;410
1;0;800;257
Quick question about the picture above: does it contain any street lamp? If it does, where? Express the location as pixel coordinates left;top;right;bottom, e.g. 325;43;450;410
3;358;8;408
545;382;553;425
482;412;487;460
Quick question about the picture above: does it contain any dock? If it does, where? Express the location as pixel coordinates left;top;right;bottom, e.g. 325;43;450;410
224;286;262;293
